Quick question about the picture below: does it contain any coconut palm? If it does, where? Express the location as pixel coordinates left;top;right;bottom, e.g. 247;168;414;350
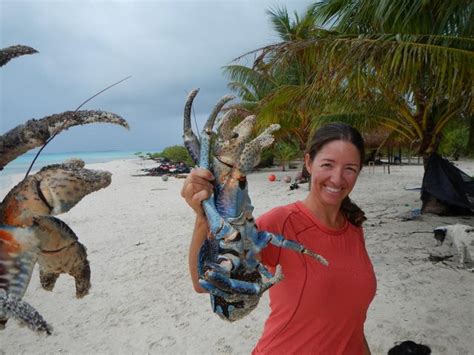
223;6;322;151
249;0;473;165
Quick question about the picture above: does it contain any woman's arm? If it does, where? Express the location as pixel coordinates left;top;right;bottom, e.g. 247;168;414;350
181;168;214;293
188;214;208;293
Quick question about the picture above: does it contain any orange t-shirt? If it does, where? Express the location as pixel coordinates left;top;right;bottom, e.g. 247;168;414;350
253;201;376;355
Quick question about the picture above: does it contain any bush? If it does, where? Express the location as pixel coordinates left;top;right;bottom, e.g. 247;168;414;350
256;148;275;168
274;141;300;171
439;127;469;160
147;145;194;166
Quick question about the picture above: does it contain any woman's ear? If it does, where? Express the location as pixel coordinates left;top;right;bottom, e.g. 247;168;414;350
304;153;312;173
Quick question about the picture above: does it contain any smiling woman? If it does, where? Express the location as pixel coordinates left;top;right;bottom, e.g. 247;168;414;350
182;122;376;354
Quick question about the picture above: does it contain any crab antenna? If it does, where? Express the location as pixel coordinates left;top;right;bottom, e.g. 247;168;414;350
203;94;235;132
23;76;132;180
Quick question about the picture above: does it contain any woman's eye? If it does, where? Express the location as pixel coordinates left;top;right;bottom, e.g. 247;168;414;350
321;163;332;168
346;167;358;173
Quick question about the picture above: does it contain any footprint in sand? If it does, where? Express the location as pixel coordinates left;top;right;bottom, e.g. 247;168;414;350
216;337;234;354
149;335;177;349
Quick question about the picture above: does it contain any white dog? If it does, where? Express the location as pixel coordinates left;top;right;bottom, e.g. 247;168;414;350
433;224;474;271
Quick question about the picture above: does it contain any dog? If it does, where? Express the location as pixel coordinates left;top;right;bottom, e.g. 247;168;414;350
433;224;474;271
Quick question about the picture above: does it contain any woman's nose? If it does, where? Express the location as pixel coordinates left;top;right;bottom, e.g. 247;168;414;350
329;168;344;185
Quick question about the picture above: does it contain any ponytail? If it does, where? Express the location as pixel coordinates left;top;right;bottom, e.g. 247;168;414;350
341;196;366;227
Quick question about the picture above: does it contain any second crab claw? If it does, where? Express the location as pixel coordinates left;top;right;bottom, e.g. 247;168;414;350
0;159;112;226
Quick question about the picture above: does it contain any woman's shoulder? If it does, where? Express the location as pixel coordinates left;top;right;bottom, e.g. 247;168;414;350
257;202;300;224
256;202;311;235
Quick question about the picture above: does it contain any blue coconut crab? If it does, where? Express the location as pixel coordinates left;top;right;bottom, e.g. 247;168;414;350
183;89;328;321
0;45;129;334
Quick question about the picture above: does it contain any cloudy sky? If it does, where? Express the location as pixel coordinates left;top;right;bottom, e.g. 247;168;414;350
1;0;309;154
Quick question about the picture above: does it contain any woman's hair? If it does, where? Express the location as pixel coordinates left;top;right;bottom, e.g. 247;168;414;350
305;122;367;226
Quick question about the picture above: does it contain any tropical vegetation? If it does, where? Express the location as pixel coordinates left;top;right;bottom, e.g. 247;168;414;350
225;0;473;163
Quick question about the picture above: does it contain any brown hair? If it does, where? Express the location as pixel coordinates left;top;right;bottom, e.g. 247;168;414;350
306;123;366;226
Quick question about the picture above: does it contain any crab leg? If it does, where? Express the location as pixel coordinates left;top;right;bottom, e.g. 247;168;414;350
0;225;52;333
183;89;201;165
0;110;129;171
0;290;52;334
34;216;91;298
258;231;329;266
202;265;283;296
0;45;38;67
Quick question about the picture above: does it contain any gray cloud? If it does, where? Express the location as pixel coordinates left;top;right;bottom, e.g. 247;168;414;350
1;0;308;153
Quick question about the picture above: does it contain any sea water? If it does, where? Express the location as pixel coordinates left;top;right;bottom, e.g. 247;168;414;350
0;150;137;190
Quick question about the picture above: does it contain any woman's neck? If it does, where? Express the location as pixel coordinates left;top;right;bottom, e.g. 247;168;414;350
303;196;345;229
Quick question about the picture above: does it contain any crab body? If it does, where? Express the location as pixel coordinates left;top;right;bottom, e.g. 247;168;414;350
183;89;328;321
0;45;129;334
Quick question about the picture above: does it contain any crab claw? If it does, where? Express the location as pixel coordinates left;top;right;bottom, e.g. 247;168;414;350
0;160;111;226
0;110;129;170
0;45;38;67
214;115;256;166
183;88;201;165
238;124;280;173
34;216;91;298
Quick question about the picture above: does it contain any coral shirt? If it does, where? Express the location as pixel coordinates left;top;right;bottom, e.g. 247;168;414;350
253;201;376;355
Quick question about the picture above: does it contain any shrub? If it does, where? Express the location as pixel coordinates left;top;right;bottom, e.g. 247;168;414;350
148;145;194;166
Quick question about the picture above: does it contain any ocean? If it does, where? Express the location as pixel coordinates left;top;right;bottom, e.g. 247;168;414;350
0;150;138;190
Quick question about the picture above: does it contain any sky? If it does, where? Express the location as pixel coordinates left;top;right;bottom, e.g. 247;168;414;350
1;0;310;154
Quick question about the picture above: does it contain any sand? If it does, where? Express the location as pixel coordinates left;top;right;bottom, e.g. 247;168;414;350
1;158;473;354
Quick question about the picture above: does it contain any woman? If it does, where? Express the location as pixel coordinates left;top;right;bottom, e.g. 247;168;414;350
181;123;376;354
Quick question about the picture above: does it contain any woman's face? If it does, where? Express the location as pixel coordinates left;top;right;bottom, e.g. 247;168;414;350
305;140;361;209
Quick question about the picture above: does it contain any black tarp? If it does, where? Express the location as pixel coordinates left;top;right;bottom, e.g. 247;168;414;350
421;153;474;215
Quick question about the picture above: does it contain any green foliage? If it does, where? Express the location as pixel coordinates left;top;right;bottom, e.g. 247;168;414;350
439;125;469;160
227;1;473;164
147;145;194;166
256;148;275;168
274;141;300;171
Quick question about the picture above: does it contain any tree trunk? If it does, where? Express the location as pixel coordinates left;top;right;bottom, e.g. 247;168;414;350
467;114;474;156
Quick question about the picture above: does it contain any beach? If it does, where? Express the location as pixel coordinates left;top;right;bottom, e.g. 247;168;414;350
1;158;473;354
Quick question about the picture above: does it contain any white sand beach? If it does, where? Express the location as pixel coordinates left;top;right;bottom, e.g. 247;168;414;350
1;158;473;354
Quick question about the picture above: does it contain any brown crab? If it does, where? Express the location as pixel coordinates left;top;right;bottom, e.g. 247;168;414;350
0;45;129;334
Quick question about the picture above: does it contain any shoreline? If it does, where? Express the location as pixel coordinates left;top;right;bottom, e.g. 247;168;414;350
1;158;473;354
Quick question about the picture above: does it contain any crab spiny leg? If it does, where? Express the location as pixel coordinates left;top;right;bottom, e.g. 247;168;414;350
202;201;239;240
0;289;52;334
183;88;201;165
204;265;283;296
0;45;38;67
202;94;235;132
215;109;238;140
258;231;328;266
34;216;91;298
238;124;280;173
214;115;257;166
0;110;129;170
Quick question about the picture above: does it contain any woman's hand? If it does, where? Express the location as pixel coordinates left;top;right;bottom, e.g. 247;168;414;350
180;167;214;216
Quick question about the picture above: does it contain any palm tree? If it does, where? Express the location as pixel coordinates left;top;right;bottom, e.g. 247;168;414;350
249;0;473;166
223;6;322;151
